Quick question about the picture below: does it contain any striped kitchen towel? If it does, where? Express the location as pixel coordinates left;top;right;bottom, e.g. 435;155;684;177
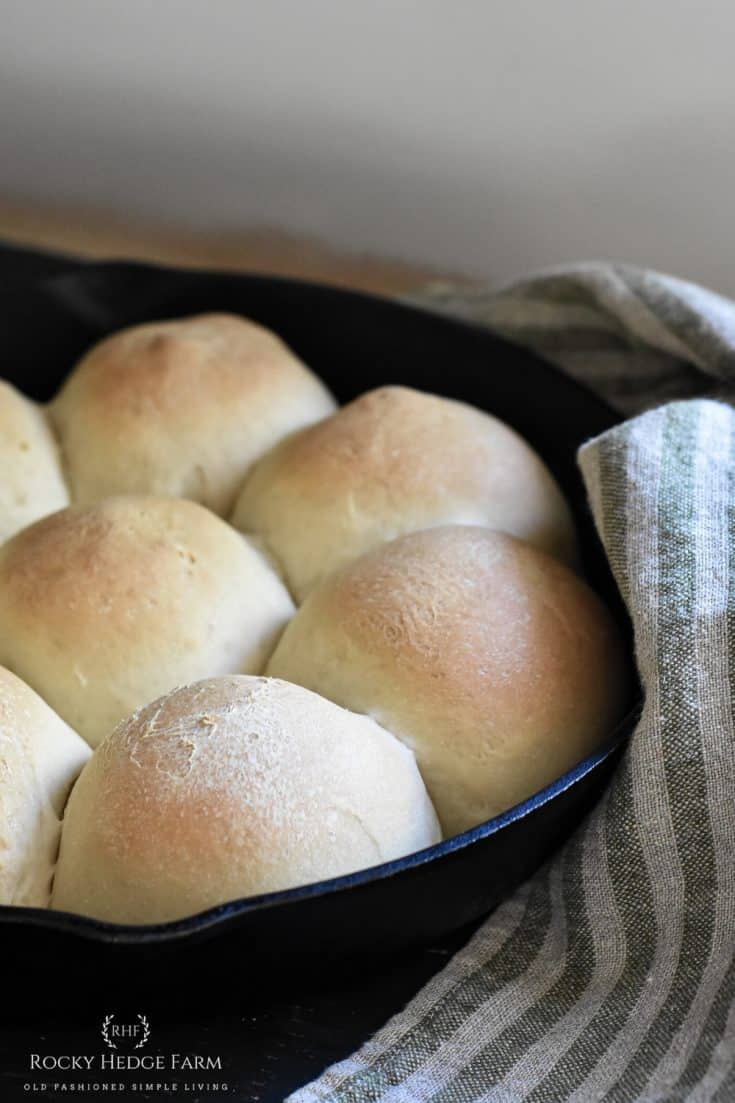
290;263;735;1103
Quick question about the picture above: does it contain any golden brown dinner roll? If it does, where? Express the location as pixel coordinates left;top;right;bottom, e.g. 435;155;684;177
52;676;441;923
0;381;69;543
0;497;294;748
232;385;577;600
52;313;336;516
0;665;89;907
267;526;629;837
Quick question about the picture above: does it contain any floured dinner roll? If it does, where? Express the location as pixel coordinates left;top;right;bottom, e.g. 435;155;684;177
232;385;577;600
52;313;336;516
267;526;629;836
52;675;441;923
0;497;294;748
0;665;89;906
0;382;69;543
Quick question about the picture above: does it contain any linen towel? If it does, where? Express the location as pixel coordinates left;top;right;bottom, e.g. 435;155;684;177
290;262;735;1103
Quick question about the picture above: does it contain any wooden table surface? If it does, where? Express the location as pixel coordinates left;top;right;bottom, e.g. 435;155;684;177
0;197;465;295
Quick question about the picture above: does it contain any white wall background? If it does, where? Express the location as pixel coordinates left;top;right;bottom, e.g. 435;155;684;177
1;1;735;293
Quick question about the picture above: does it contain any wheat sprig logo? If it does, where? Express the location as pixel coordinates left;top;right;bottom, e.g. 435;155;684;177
101;1015;117;1050
134;1015;150;1049
101;1013;151;1049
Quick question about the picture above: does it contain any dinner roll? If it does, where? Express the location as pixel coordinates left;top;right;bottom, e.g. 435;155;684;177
267;526;629;837
0;665;89;907
0;381;69;543
0;497;294;748
52;676;441;923
232;385;577;600
52;313;336;516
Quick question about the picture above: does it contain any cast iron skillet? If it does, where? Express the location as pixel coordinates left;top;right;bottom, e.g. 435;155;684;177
0;258;635;989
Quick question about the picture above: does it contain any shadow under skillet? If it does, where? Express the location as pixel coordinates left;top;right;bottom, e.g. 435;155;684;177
1;921;476;1103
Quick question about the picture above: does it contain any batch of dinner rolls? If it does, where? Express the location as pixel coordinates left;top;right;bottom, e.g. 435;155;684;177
0;313;629;924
